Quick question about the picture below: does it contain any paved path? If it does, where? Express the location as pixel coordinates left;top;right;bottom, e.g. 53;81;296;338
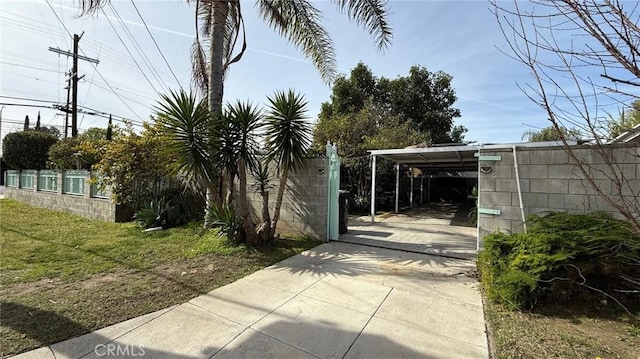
12;242;488;359
341;204;477;260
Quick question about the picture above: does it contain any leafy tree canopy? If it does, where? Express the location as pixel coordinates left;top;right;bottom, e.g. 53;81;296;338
3;130;58;170
47;127;118;170
313;62;463;156
521;126;582;142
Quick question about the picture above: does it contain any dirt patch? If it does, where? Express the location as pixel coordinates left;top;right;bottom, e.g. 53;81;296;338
484;299;640;358
1;278;63;297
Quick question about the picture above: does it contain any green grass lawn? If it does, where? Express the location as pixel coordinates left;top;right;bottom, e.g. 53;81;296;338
0;199;321;356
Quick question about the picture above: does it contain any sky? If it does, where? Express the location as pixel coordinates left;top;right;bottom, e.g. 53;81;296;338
0;0;598;153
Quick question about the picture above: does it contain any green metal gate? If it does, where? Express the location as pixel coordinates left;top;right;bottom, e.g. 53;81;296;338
326;142;340;241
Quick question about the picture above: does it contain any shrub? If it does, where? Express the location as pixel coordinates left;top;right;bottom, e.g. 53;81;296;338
2;130;58;169
206;202;241;242
478;212;640;310
133;187;205;229
93;123;173;211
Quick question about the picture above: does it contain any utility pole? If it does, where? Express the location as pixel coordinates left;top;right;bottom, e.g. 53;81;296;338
64;78;71;138
49;32;99;137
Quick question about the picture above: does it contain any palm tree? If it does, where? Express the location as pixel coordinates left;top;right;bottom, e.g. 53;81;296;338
77;0;392;226
226;100;263;242
264;90;312;239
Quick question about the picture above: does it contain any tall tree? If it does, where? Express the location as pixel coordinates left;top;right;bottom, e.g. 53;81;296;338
77;0;392;226
492;0;640;233
316;63;463;147
23;115;29;131
522;126;582;142
36;112;41;130
106;115;113;141
226;100;263;242
313;63;464;206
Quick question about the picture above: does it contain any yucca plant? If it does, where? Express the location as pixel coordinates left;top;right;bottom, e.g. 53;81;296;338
264;90;312;240
154;90;219;225
206;201;241;242
251;159;274;242
226;101;263;243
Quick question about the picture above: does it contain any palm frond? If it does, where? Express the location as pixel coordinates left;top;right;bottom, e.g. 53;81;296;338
226;100;264;171
78;0;108;15
211;110;239;178
192;0;246;89
257;0;337;83
332;0;392;50
264;89;312;172
223;1;247;71
154;90;217;190
191;39;209;95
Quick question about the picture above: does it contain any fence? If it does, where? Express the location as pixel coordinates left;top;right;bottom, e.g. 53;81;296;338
4;170;119;222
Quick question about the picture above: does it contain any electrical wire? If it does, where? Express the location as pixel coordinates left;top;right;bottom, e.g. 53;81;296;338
100;6;160;94
130;0;182;88
0;61;65;73
44;0;144;122
108;3;169;93
0;95;59;103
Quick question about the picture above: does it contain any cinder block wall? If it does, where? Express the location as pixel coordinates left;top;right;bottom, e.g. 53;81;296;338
478;144;639;238
246;158;329;241
5;187;117;222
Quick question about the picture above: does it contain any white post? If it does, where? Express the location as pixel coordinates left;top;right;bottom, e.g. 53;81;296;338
409;167;414;208
395;163;400;213
370;155;376;223
420;174;424;205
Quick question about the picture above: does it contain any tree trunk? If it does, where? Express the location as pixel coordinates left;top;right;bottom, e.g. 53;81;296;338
203;0;228;226
225;171;234;205
269;167;289;239
262;190;271;224
256;190;271;243
238;158;256;243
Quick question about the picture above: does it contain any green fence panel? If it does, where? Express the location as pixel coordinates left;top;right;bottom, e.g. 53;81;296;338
38;170;58;192
63;170;88;195
326;142;340;241
19;170;36;189
6;170;19;187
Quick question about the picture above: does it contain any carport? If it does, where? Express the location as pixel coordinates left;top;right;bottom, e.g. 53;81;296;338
368;145;480;219
338;144;481;259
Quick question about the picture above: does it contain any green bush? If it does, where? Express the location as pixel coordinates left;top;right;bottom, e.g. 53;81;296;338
133;187;205;229
478;212;640;310
2;130;58;169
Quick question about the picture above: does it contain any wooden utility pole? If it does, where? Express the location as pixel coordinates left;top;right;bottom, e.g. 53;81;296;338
49;32;99;137
71;34;80;137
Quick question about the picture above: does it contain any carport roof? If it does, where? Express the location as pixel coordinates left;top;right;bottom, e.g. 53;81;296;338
367;141;575;172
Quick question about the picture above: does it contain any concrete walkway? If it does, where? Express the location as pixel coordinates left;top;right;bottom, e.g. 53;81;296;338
12;242;488;359
341;204;477;260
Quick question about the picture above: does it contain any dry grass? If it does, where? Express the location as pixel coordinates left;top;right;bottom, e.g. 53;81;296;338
484;299;640;359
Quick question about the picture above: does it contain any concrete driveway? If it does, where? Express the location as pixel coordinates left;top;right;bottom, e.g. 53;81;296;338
13;242;488;359
341;204;478;260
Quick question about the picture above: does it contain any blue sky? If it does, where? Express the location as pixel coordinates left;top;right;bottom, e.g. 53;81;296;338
1;0;563;149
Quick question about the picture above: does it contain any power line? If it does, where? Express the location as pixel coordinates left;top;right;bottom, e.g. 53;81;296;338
0;61;65;73
44;0;144;122
100;6;160;94
130;0;182;88
108;3;169;93
0;95;58;103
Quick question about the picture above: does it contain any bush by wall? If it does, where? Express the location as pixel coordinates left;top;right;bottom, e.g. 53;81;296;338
478;212;640;310
2;131;58;170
